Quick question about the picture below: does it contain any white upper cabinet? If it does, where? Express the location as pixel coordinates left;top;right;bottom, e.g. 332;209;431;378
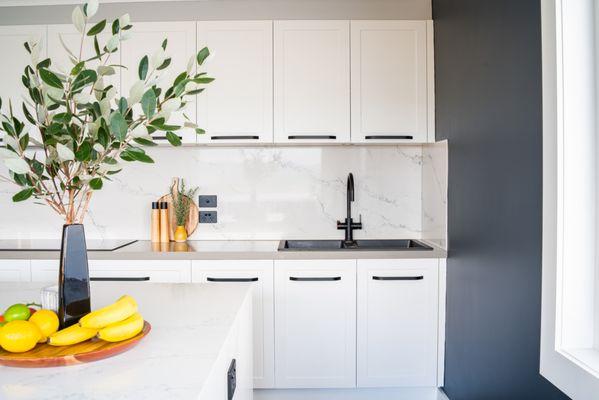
120;22;197;144
0;25;46;146
274;21;350;143
197;21;273;144
357;259;439;387
351;21;431;143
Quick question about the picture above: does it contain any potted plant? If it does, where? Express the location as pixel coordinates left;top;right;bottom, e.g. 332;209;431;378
171;179;199;243
0;0;213;326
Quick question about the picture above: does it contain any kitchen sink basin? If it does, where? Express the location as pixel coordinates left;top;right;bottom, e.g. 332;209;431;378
278;239;433;252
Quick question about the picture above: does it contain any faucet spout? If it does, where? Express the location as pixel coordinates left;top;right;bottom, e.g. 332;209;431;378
337;173;362;243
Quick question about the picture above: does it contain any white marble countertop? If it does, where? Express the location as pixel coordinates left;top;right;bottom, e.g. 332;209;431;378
0;282;252;400
0;239;447;260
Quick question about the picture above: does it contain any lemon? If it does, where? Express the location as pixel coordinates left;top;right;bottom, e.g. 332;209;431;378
0;320;42;353
29;310;59;343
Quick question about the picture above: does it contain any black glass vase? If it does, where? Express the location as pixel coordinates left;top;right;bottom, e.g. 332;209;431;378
58;224;91;328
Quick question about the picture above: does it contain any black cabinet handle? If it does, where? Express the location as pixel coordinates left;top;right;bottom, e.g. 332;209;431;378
153;135;183;141
290;276;341;282
372;276;423;281
288;135;337;140
91;277;151;281
210;136;260;140
365;135;413;140
207;277;259;282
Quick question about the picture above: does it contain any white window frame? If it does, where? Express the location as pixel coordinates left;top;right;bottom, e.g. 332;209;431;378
541;0;599;398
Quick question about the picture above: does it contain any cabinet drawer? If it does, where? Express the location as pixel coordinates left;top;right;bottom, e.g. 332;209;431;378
31;260;192;283
274;259;356;388
192;260;274;388
0;260;31;282
357;258;439;387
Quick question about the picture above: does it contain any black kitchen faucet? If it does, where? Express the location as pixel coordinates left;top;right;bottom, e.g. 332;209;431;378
337;173;362;245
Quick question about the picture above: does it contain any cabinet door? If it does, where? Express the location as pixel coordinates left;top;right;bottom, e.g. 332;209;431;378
274;21;350;143
192;260;274;388
357;258;439;387
351;21;428;143
197;21;273;144
0;25;46;146
274;259;356;388
88;260;192;283
0;260;31;282
120;22;197;144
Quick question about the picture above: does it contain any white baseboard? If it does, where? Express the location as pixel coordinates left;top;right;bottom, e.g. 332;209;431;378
254;387;449;400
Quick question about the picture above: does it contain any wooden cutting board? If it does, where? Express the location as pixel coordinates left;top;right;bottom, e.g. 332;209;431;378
0;321;151;368
157;177;199;241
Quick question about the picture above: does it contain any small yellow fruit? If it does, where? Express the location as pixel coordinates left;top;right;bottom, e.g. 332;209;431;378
29;309;59;343
48;324;97;346
98;313;144;343
0;320;42;353
79;295;138;329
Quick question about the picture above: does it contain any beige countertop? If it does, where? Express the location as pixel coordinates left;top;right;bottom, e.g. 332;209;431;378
0;239;447;260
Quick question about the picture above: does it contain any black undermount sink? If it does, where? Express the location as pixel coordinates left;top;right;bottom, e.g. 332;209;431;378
278;239;433;252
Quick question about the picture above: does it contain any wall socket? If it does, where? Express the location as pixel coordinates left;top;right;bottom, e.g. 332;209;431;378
199;211;217;224
198;195;217;208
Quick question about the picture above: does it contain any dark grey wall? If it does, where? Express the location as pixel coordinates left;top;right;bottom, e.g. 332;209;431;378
432;1;568;399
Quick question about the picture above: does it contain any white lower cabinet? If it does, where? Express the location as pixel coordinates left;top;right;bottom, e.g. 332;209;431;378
274;259;357;388
31;260;192;283
192;260;275;389
0;260;31;282
357;259;439;387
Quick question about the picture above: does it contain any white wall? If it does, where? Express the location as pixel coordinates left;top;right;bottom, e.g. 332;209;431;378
0;145;437;241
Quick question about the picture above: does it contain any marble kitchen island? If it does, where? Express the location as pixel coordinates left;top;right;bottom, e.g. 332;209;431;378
0;282;253;400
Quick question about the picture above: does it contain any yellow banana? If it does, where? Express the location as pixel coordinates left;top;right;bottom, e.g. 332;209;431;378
97;313;144;342
79;295;138;329
48;324;97;346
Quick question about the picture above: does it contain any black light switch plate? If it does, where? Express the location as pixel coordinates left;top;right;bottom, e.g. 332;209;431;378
198;195;217;208
199;211;217;224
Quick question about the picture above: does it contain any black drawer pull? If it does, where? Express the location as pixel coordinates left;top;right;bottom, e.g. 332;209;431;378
207;277;259;282
290;276;341;282
91;276;151;281
372;276;423;281
211;135;260;140
153;135;183;141
288;135;337;140
365;135;413;140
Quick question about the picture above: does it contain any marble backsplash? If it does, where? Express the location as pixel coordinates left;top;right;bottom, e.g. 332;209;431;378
0;145;446;242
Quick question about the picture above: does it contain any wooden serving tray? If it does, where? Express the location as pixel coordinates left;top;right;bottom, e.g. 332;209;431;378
0;321;151;368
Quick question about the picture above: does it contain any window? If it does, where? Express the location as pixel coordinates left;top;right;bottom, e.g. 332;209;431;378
541;0;599;397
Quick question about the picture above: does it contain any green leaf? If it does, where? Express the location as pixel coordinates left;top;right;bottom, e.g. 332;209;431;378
75;141;92;161
72;69;97;93
195;128;206;135
87;19;106;36
19;133;29;149
110;112;127;141
23;41;31;54
111;19;120;35
12;188;34;202
71;61;85;76
141;89;156;118
156;58;171;71
22;104;36;125
161;38;168;50
36;58;51;70
39;68;63;89
89;177;103;190
138;55;148;80
133;137;157;147
192;77;214;84
118;97;128;114
93;35;101;57
2;121;16;136
53;112;72;124
166;131;182;147
196;47;210;65
186;88;205;96
121;148;154;163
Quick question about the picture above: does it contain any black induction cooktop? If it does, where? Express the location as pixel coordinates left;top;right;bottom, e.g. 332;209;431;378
0;239;137;251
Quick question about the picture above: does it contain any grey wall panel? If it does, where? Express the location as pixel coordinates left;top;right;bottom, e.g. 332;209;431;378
432;0;569;399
